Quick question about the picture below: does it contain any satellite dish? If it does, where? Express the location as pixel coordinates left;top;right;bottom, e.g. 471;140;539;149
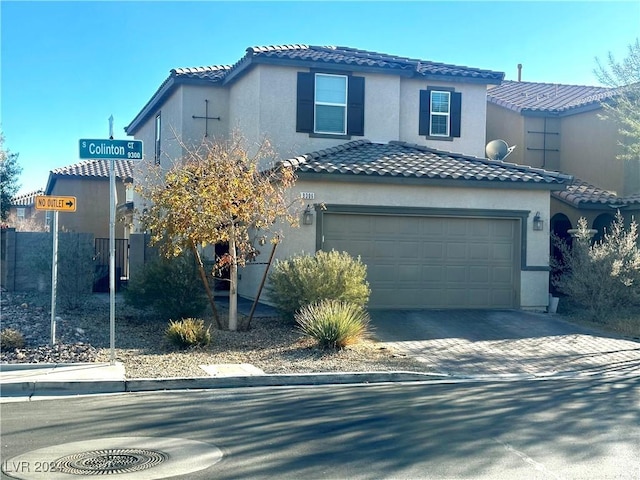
485;139;515;161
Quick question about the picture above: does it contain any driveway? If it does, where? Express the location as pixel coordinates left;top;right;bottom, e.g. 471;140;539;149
369;309;640;377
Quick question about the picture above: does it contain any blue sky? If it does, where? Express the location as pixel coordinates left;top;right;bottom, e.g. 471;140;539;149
2;1;639;195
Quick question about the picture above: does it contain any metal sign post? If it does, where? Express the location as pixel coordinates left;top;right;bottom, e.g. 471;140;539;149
109;146;116;364
79;120;143;365
35;196;78;345
50;211;59;345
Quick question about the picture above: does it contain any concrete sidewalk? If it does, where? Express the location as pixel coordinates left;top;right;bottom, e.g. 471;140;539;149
0;362;448;400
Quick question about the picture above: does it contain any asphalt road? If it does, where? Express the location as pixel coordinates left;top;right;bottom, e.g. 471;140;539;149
2;376;639;480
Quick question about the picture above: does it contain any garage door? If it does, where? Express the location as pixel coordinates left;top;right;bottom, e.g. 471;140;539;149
322;213;519;309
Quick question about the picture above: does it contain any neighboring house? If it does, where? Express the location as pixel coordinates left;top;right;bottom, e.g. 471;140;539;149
7;189;46;230
125;44;573;310
45;159;135;288
45;159;134;239
486;80;640;242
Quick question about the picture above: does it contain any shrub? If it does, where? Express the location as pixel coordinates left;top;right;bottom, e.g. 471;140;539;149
124;251;208;320
295;300;371;349
552;212;640;319
267;250;370;320
1;328;25;350
165;318;212;349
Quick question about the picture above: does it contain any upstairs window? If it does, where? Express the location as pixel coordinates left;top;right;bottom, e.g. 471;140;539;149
429;91;451;136
154;113;161;165
419;88;462;139
315;74;348;134
297;72;364;137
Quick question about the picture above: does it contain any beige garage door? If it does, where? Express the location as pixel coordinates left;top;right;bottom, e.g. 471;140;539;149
322;213;519;309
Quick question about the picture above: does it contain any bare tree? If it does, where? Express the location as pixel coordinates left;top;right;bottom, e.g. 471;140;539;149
136;132;299;330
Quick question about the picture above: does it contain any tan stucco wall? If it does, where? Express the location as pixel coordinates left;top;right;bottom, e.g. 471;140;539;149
561;110;623;193
237;179;552;310
486;104;525;164
50;178;127;238
217;64;491;162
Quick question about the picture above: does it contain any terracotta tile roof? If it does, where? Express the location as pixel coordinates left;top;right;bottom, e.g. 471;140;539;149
127;44;504;134
552;178;640;207
11;189;45;206
236;45;504;81
50;159;134;180
487;80;616;114
171;64;232;81
280;140;571;187
46;159;135;195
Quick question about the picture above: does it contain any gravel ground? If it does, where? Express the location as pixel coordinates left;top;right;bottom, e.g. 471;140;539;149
1;291;427;379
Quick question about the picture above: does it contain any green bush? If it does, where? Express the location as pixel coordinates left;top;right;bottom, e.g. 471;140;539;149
552;212;640;319
1;328;25;350
266;250;370;320
124;251;208;320
165;318;212;349
295;300;371;349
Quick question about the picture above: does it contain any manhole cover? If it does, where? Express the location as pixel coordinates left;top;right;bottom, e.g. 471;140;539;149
3;436;222;480
54;448;168;475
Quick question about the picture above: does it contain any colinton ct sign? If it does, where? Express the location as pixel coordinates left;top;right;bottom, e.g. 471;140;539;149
79;139;143;160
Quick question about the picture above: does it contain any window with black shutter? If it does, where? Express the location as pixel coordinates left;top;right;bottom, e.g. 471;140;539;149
419;88;461;139
296;72;365;137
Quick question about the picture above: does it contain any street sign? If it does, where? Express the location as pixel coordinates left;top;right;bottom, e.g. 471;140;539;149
35;195;77;212
79;138;143;160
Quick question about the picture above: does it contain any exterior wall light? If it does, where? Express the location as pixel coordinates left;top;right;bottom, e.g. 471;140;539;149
533;212;544;231
303;204;314;225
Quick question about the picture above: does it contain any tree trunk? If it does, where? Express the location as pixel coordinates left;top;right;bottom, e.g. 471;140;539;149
190;242;222;329
228;225;238;331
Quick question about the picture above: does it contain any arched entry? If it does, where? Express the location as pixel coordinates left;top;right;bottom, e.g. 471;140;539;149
592;213;616;244
550;213;573;294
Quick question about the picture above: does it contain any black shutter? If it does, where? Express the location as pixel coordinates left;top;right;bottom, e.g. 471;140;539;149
347;76;365;136
296;72;314;133
450;92;462;138
419;90;430;136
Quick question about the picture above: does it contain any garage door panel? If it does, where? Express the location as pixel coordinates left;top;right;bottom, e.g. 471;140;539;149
446;243;468;259
445;266;467;282
323;213;519;308
446;220;468;236
469;244;490;260
469;266;490;283
422;266;444;281
492;244;514;262
423;243;445;258
492;266;514;283
398;242;421;258
398;264;421;281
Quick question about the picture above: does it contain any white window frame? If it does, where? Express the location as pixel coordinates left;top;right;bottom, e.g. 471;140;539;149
314;73;348;135
154;113;161;165
429;90;451;137
16;207;25;220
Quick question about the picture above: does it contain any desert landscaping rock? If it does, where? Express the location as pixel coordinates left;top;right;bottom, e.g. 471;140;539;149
1;291;426;378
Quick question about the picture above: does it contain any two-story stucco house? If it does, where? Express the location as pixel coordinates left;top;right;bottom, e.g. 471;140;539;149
7;189;46;230
125;44;572;311
486;80;640;244
45;159;135;289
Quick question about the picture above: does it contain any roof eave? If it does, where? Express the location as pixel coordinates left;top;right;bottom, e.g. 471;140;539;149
125;75;222;135
223;55;503;85
125;76;177;135
297;170;570;190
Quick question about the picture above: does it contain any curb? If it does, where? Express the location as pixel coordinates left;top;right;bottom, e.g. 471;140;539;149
0;371;453;398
